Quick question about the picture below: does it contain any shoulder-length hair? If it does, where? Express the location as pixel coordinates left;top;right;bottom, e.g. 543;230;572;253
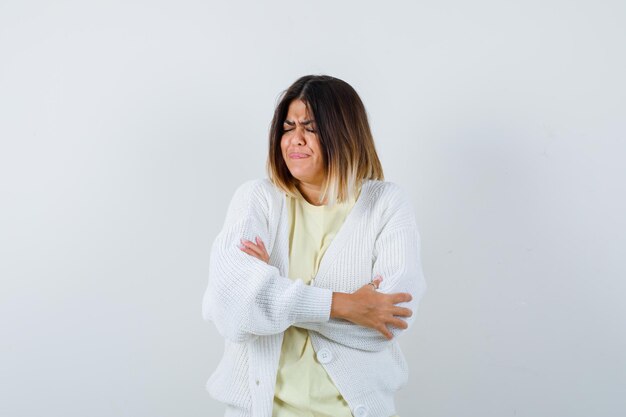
266;75;384;206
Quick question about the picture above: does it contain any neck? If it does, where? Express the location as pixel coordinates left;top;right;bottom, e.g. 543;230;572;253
297;181;326;206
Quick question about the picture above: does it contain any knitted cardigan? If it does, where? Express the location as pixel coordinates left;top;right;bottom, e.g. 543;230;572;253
202;178;427;417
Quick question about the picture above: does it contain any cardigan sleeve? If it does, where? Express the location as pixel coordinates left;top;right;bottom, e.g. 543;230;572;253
293;189;427;352
202;180;333;344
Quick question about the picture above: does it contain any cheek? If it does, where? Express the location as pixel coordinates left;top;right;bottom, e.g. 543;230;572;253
311;139;323;161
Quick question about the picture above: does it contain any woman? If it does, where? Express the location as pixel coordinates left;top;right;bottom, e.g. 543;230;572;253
202;75;427;417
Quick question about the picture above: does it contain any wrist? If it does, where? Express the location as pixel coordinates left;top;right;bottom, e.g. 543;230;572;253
330;292;352;320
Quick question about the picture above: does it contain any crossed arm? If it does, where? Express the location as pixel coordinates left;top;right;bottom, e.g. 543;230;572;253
240;223;426;352
203;181;427;350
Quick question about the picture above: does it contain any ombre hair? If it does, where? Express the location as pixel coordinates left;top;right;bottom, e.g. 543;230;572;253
266;75;384;206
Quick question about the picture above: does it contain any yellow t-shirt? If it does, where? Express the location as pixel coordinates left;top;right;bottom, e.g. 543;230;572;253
272;187;401;417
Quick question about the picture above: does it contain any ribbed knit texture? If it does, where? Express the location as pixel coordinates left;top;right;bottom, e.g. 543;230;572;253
202;178;427;417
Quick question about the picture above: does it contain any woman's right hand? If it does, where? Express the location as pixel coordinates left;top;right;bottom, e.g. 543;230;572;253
330;276;413;340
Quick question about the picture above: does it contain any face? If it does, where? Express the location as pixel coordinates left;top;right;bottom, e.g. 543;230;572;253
280;99;325;186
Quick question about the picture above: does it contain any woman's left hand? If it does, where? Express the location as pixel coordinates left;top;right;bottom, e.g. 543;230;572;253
238;236;269;264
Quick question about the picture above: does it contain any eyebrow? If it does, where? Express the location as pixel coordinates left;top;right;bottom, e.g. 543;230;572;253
283;119;315;126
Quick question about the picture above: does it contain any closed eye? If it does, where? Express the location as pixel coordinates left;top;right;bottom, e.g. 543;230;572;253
283;128;317;133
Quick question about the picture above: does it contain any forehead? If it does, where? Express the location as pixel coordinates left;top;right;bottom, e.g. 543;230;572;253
284;99;313;121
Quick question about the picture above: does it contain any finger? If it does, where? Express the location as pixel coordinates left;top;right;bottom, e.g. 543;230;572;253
246;238;268;258
256;236;267;250
377;325;393;340
239;246;265;262
392;306;413;318
241;239;264;258
369;275;383;290
239;245;262;261
390;292;413;304
388;317;408;330
255;237;270;260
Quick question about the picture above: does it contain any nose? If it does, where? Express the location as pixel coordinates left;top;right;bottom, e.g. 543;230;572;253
291;127;305;145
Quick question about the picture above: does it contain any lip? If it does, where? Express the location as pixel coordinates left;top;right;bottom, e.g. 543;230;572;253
289;153;310;159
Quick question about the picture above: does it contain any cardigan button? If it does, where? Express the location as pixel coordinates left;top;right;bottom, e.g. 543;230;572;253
354;405;368;417
316;348;333;364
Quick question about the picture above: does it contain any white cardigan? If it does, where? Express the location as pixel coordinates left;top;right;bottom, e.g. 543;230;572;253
202;178;427;417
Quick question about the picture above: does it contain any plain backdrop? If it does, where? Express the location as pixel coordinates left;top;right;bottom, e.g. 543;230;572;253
1;1;625;416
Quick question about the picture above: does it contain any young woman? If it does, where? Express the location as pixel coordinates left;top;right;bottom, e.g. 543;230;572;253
203;75;427;417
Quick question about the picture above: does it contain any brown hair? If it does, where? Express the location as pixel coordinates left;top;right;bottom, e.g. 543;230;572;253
266;75;384;206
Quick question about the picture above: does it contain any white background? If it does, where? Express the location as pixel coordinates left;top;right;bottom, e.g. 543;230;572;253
1;1;625;416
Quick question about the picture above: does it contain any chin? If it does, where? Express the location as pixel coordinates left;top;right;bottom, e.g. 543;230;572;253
289;172;307;181
287;171;307;181
287;166;307;176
